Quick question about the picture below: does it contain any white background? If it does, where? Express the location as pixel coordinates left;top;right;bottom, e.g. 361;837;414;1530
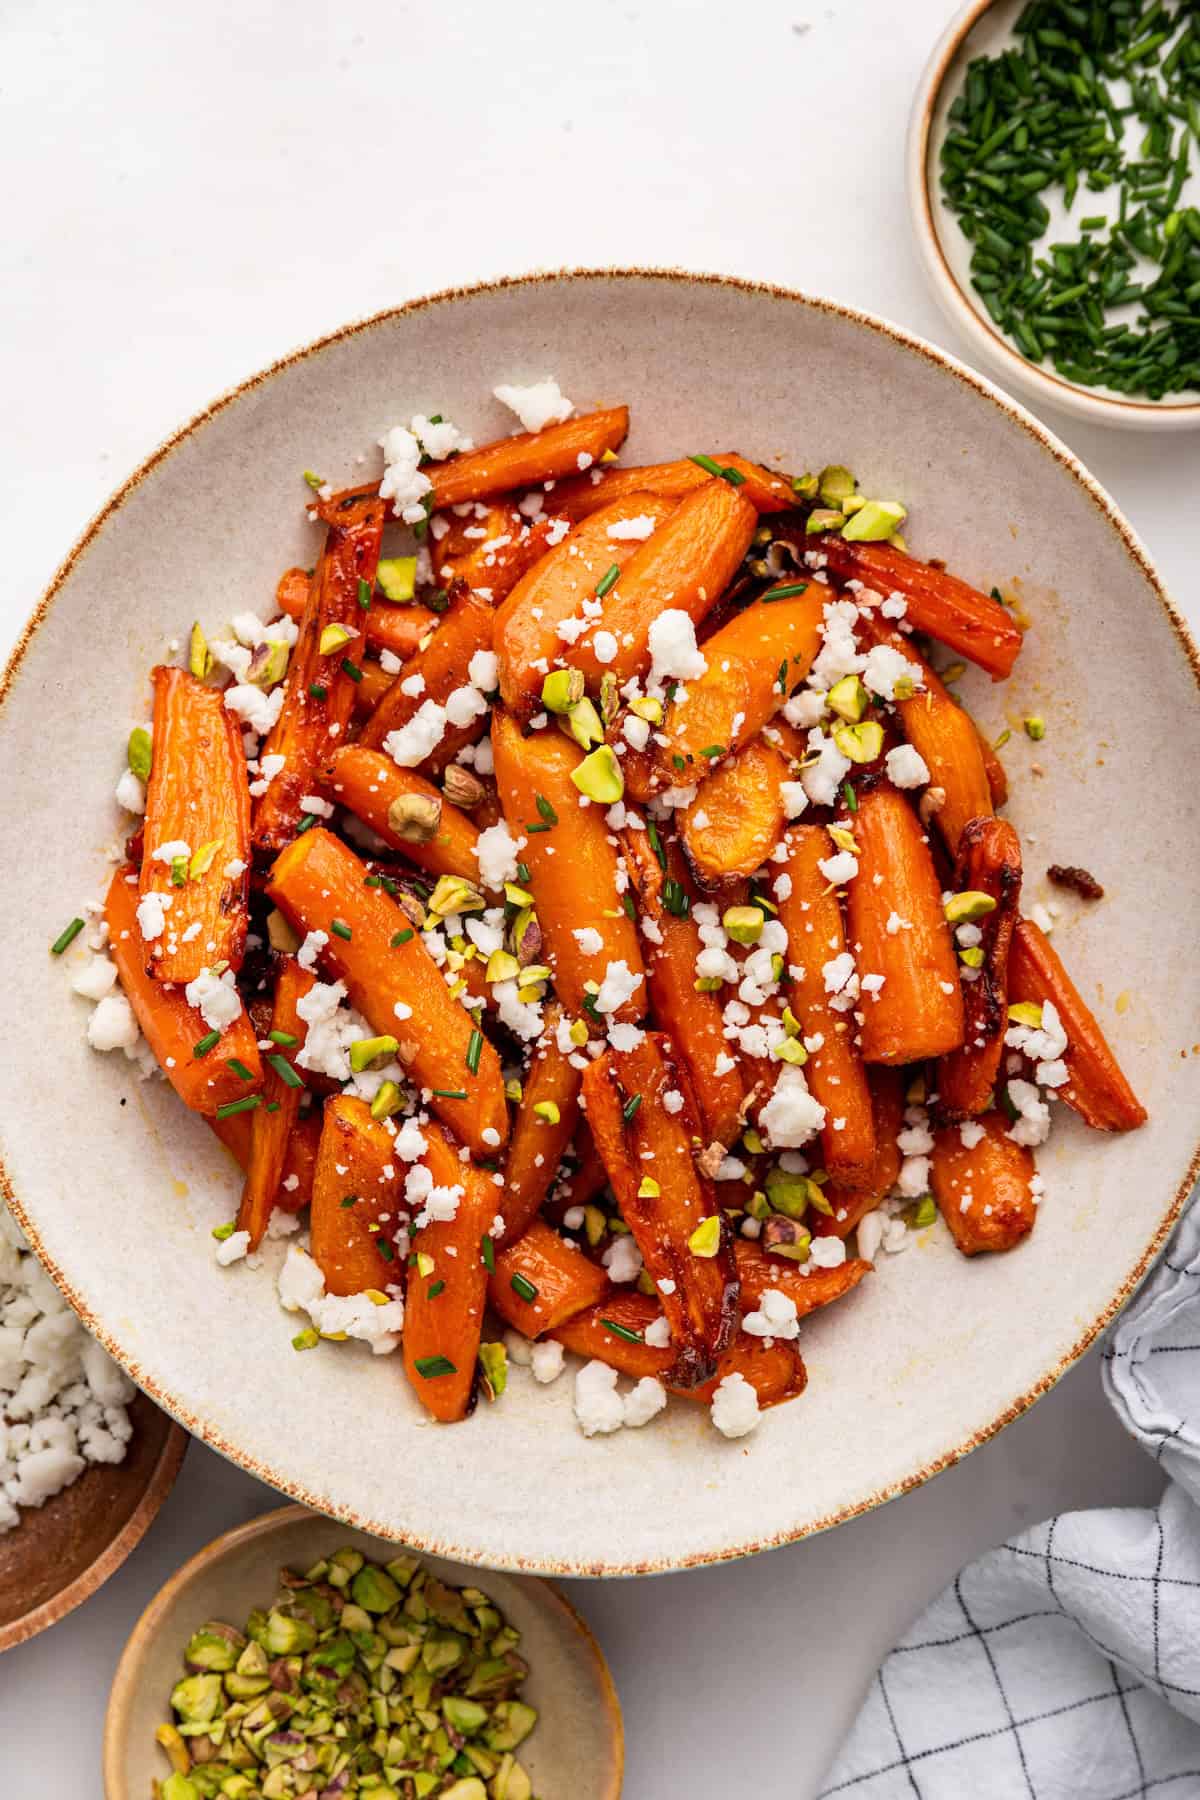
1;0;1194;1793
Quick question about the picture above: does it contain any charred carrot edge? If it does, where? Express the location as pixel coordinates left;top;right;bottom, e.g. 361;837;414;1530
937;818;1023;1122
734;1239;872;1315
265;827;509;1154
622;830;746;1146
424;406;630;511
549;453;795;523
491;709;646;1024
357;585;493;772
403;1124;493;1423
255;491;386;854
276;566;430;662
1008;919;1147;1131
973;717;1009;808
813;1068;905;1240
308;1095;403;1296
139;667;250;983
431;503;557;602
105;866;263;1114
489;1218;609;1336
777;826;876;1189
550;1293;807;1408
237;961;315;1249
210;1111;319;1211
818;536;1024;680
582;1033;737;1384
681;738;790;887
931;1112;1037;1256
845;784;965;1064
323;746;481;886
558;1132;609;1210
500;1008;583;1245
353;660;394;716
567;478;758;688
493;494;677;716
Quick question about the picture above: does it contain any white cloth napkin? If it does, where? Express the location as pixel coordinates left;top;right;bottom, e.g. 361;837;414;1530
821;1201;1200;1799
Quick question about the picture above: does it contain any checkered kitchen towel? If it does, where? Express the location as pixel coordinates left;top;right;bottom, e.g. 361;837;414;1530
821;1200;1200;1800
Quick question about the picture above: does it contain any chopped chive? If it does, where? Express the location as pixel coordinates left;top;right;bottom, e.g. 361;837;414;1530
662;879;690;918
719;465;746;486
466;1029;483;1076
535;793;558;824
425;587;449;613
415;1354;458;1378
269;1028;298;1047
516;862;531;882
309;682;328;701
763;582;809;601
391;928;414;946
525;821;551;834
672;753;685;771
215;1095;262;1120
193;1030;221;1058
364;874;382;888
843;781;858;813
433;1087;468;1100
594;563;620;599
226;1058;254;1081
621;892;636;920
340;1194;359;1208
340;657;363;683
777;659;789;694
688;453;724;477
699;744;725;759
481;1234;496;1272
267;1053;304;1089
647;819;666;870
330;919;352;941
622;1093;643;1122
295;813;318;835
265;1101;281;1113
510;1272;538;1303
357;577;372;610
377;1239;395;1263
602;1318;645;1345
51;918;85;956
427;1279;445;1299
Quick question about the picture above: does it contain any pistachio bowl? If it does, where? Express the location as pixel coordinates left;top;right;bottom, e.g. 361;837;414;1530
1;271;1199;1576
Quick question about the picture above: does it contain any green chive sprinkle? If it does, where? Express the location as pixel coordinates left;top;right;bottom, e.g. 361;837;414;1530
357;577;372;610
602;1318;645;1345
425;587;449;613
391;928;414;946
309;683;328;701
51;918;85;956
295;814;318;836
267;1052;304;1089
763;582;808;602
510;1273;538;1303
466;1029;483;1076
330;919;352;941
266;1101;281;1113
481;1234;496;1272
341;1194;359;1208
535;793;558;825
699;744;725;759
377;1239;395;1263
432;1088;468;1100
672;753;685;771
595;563;620;599
647;819;666;870
341;657;363;683
269;1028;298;1047
621;892;636;920
777;659;789;694
516;862;531;882
662;878;690;919
719;465;746;486
226;1058;254;1081
688;453;724;477
193;1030;221;1059
525;821;550;834
843;781;858;813
215;1095;261;1120
415;1355;457;1378
622;1093;643;1123
427;1279;446;1299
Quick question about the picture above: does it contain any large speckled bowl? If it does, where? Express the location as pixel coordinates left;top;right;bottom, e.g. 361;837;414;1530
1;271;1197;1576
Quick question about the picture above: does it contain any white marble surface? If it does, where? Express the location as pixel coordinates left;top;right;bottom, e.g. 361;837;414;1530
0;1;1192;1793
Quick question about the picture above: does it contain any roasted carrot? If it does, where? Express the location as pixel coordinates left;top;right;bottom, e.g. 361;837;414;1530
817;536;1024;679
323;746;481;885
845;785;965;1063
930;1111;1037;1255
353;659;395;717
491;709;646;1024
938;818;1023;1121
210;1109;320;1212
566;479;758;689
557;1131;609;1211
551;1292;808;1408
777;826;876;1189
974;718;1009;808
1007;920;1147;1131
309;1096;403;1295
582;1034;737;1384
265;827;508;1154
357;585;493;774
734;1238;871;1315
500;1008;583;1244
489;1218;609;1336
813;1068;905;1239
681;738;790;886
236;961;315;1249
138;667;250;983
403;1123;494;1423
549;454;796;522
276;567;430;662
432;503;557;601
422;406;630;511
254;490;385;854
105;866;262;1113
622;829;746;1145
493;494;676;716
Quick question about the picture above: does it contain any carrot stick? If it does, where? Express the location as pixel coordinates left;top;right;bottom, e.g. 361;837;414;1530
776;826;876;1188
845;785;965;1063
309;1096;403;1295
582;1033;737;1383
1007;920;1147;1131
973;717;1009;808
357;585;493;773
422;406;630;511
930;1111;1037;1255
681;738;790;886
621;829;746;1146
817;536;1024;679
493;494;676;716
734;1238;871;1315
489;1218;609;1336
352;660;395;716
566;479;758;689
813;1067;905;1239
491;709;646;1024
265;827;509;1154
138;667;250;983
210;1110;319;1211
402;1123;494;1423
237;961;315;1249
431;503;558;601
500;1008;583;1243
105;865;262;1113
276;567;430;662
558;1131;609;1210
254;490;385;854
938;818;1023;1121
323;746;481;885
549;454;796;522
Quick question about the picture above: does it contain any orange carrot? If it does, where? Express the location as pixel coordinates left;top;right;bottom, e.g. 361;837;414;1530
353;660;395;716
138;667;250;983
734;1238;871;1315
422;406;630;511
276;566;430;662
489;1218;609;1336
357;585;493;773
930;1111;1037;1255
549;454;796;522
938;818;1023;1121
974;718;1009;808
309;1096;403;1295
558;1131;609;1210
818;536;1024;679
431;502;558;601
500;1008;583;1243
681;738;790;886
1007;920;1147;1131
813;1068;905;1239
323;746;481;885
237;961;315;1249
210;1110;319;1211
403;1123;495;1423
551;1292;808;1408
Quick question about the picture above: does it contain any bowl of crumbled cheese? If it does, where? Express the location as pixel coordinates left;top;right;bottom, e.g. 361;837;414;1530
0;1204;187;1652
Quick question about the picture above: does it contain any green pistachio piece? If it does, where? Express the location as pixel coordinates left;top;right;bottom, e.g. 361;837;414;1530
569;744;623;803
805;507;845;534
826;675;868;723
351;1564;402;1614
764;1166;811;1219
722;904;764;945
818;464;856;507
484;1701;538;1753
944;890;998;924
377;556;417;602
170;1673;224;1723
128;725;153;782
842;499;907;542
563;696;605;749
541;667;586;713
188;622;213;680
478;1342;508;1400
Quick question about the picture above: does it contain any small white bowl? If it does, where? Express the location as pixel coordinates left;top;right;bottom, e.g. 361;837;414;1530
908;0;1200;431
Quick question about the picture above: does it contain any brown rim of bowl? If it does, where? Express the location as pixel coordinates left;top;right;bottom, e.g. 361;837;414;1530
913;0;1200;419
0;1421;187;1655
2;265;1199;1577
102;1501;625;1800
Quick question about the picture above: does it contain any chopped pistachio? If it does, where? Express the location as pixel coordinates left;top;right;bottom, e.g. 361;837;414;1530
773;1037;808;1065
832;720;884;764
487;948;522;984
568;1017;589;1047
349;1033;400;1073
504;1077;524;1104
478;1342;508;1401
317;621;357;657
427;874;485;916
541;667;586;713
128;725;152;782
762;1216;811;1261
842;499;907;542
944;890;998;924
377;555;417;602
694;975;723;993
826;674;869;723
792;471;819;498
959;945;985;968
504;881;535;907
805;507;846;534
1023;715;1046;741
911;1195;938;1229
570;743;624;803
188;838;222;880
827;824;858;853
841;492;867;515
637;1175;661;1198
629;693;664;725
742;1126;765;1155
598;670;620;727
765;1166;811;1219
818;464;856;507
155;1722;191;1775
563;696;605;749
583;1204;607;1247
722;904;764;945
687;1215;722;1257
1007;1000;1044;1028
370;1080;403;1121
387;790;443;842
517;963;551;986
291;1327;320;1351
188;621;213;680
940;660;967;684
169;854;189;888
532;1100;560;1125
781;1006;802;1038
247;636;289;688
442;763;488;810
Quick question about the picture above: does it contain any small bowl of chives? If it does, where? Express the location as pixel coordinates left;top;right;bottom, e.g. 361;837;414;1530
907;0;1200;430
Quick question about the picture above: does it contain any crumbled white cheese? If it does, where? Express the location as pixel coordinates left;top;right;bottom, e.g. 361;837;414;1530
648;610;707;689
594;960;643;1016
710;1371;760;1439
602;1235;644;1284
475;820;525;890
862;644;923;702
574;1360;625;1436
493;379;574;434
818;850;859;886
809;1236;847;1269
623;1377;668;1428
760;1065;826;1148
224;683;286;736
742;1288;800;1340
215;1229;251;1267
184;968;243;1033
384;698;448;769
114;768;146;814
573;927;604;955
71;955;118;1002
530;1339;566;1384
800;729;851;807
276;1245;404;1353
885;744;930;789
607;515;658;541
135;890;170;942
378;425;433;526
86;993;140;1053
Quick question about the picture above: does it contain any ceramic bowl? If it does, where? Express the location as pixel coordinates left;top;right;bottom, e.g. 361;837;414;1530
103;1503;623;1800
1;270;1198;1576
0;1392;186;1653
908;0;1200;431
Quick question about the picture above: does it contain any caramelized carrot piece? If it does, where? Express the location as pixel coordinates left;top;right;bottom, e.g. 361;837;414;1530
237;961;315;1249
501;1007;583;1243
254;491;385;854
551;1293;807;1408
938;818;1023;1121
549;454;796;522
818;536;1024;679
489;1218;609;1336
357;586;493;773
582;1034;737;1384
845;785;965;1063
680;738;790;886
1008;920;1147;1131
776;826;876;1189
493;494;676;716
138;667;250;983
622;830;745;1145
309;1096;403;1294
567;479;758;689
432;503;558;601
277;567;430;662
323;746;481;885
558;1131;609;1210
974;718;1009;808
210;1110;319;1211
734;1238;871;1315
491;709;645;1024
353;659;395;716
265;827;508;1154
403;1123;493;1422
813;1068;905;1239
930;1112;1037;1255
423;406;630;510
105;865;262;1113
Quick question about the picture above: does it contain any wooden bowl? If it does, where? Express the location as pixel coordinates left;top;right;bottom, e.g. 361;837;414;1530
103;1502;624;1799
0;1391;187;1653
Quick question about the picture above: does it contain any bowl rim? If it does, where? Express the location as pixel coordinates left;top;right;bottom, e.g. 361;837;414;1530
907;0;1200;430
3;264;1199;1576
101;1500;625;1800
